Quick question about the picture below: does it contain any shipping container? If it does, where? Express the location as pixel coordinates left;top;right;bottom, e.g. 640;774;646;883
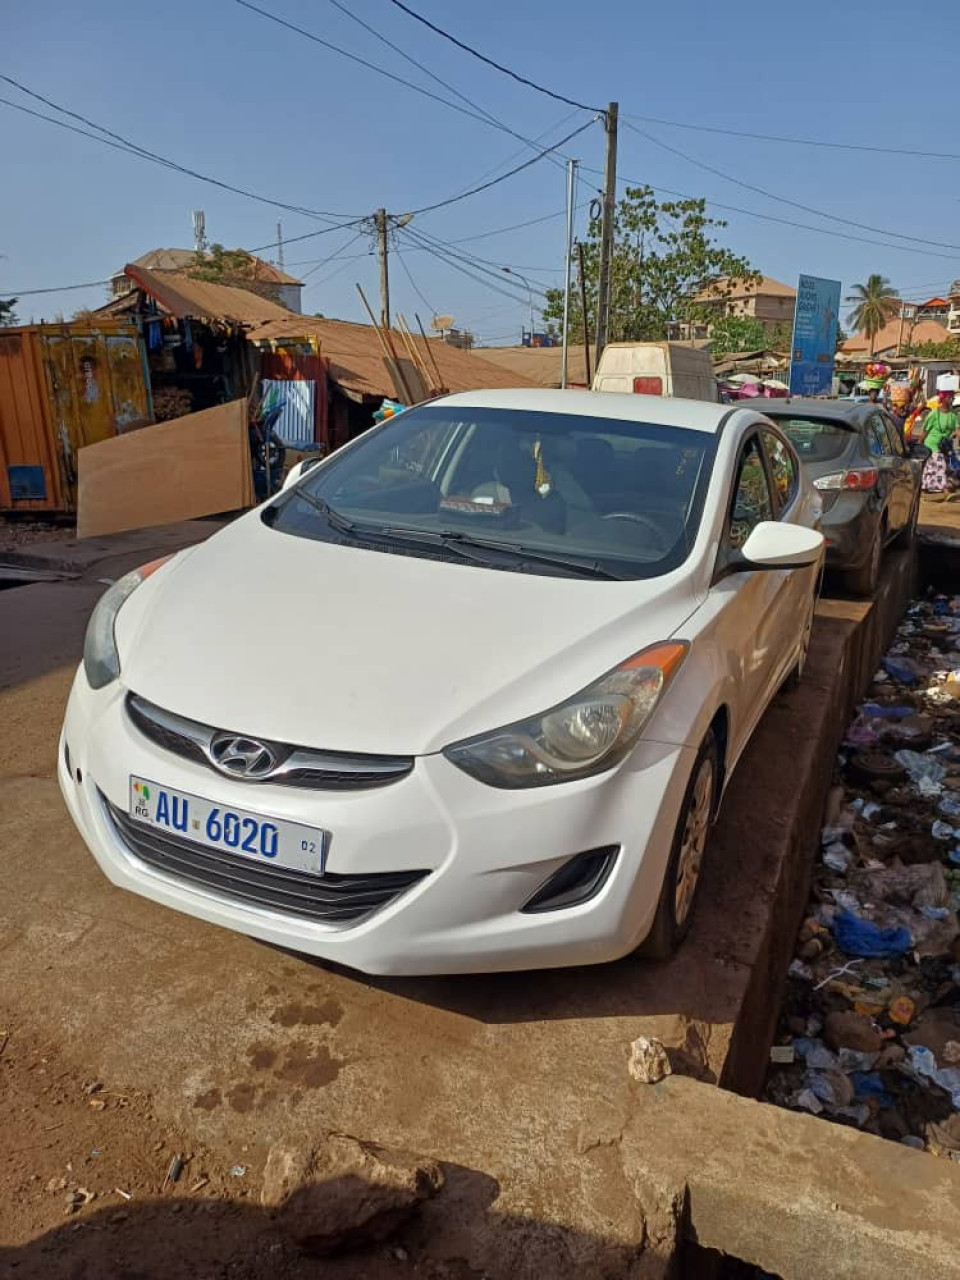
0;321;153;513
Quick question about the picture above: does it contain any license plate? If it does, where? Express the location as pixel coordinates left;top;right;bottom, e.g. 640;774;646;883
128;777;326;875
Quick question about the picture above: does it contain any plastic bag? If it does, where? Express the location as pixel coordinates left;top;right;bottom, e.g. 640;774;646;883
894;749;946;795
833;911;912;957
905;1045;960;1108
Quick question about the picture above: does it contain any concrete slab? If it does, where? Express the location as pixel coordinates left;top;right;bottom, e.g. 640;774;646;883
621;1074;960;1280
0;547;915;1272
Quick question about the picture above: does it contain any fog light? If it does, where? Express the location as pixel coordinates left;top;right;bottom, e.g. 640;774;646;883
521;847;619;913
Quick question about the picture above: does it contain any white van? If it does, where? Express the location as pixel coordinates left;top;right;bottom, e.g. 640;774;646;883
591;341;718;402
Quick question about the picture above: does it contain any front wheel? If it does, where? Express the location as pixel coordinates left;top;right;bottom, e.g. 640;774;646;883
640;731;718;961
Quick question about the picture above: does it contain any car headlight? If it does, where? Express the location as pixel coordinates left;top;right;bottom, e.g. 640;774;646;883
444;642;688;788
82;557;170;690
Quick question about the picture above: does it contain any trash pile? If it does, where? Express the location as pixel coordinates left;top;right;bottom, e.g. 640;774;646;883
765;591;960;1157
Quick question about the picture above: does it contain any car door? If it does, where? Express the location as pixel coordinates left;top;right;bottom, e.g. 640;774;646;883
711;432;793;762
866;411;908;534
760;426;817;659
880;412;918;529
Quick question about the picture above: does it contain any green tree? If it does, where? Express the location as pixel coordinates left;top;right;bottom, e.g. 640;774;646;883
908;338;960;359
0;297;19;326
188;244;259;284
542;186;758;344
709;315;767;356
844;275;900;355
769;321;794;351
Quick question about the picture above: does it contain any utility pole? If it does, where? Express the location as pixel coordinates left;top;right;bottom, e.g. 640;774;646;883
577;241;592;385
594;102;619;362
561;158;578;390
276;221;285;272
375;208;390;329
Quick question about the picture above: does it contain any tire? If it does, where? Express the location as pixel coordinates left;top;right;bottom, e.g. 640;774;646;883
842;526;883;597
783;583;817;689
640;731;719;961
891;496;919;550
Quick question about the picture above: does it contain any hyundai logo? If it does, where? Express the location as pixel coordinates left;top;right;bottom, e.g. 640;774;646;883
208;733;279;780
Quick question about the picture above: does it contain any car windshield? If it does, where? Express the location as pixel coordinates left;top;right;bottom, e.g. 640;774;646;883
770;415;857;463
267;405;717;581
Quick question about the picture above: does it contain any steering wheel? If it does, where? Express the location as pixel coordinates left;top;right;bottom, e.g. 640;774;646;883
601;511;671;552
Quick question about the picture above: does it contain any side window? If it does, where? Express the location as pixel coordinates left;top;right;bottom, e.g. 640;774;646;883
728;436;774;551
868;414;892;457
761;430;799;510
882;414;905;456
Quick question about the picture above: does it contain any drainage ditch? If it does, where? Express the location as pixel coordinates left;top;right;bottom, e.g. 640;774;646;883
763;541;960;1165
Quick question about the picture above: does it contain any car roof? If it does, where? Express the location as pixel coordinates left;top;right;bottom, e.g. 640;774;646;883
430;388;736;434
759;398;873;426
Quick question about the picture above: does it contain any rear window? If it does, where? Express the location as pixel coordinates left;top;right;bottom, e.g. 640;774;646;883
771;416;856;463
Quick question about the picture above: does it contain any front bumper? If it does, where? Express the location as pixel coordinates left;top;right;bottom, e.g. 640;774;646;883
59;669;697;975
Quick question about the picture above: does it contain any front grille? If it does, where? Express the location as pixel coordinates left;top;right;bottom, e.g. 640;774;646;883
125;693;414;791
103;797;429;925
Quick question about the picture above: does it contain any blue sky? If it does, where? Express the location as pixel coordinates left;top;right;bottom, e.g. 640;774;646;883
3;0;959;341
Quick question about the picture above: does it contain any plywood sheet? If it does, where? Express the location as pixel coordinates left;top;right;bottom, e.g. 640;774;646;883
77;399;253;539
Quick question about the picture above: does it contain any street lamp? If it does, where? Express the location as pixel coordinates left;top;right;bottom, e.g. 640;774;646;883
501;267;535;343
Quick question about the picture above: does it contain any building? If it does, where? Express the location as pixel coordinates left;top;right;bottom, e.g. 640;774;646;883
110;248;305;314
681;275;797;341
839;317;950;359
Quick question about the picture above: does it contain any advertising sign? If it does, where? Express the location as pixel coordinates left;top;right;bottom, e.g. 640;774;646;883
789;274;841;397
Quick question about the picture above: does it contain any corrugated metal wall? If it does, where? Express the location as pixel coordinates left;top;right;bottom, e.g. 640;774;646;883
0;322;152;513
262;378;315;445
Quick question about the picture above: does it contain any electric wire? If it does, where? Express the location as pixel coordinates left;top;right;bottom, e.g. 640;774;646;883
385;0;602;113
0;77;359;224
624;120;960;253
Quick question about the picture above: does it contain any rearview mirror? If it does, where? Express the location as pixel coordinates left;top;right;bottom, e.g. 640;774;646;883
909;442;932;462
740;521;824;570
281;455;324;491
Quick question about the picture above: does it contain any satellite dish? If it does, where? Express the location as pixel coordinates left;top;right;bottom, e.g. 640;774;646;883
431;314;454;331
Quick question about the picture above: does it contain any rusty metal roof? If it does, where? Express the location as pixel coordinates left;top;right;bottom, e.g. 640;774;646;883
116;249;304;286
247;315;534;399
477;344;596;388
122;266;294;326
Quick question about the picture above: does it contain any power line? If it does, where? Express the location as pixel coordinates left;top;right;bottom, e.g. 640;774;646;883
624;121;960;254
386;0;601;114
574;154;960;263
622;111;960;163
405;119;596;216
400;228;537;307
401;227;549;311
0;279;110;297
0;76;359;224
234;0;555;143
393;242;437;317
406;228;551;297
300;231;365;280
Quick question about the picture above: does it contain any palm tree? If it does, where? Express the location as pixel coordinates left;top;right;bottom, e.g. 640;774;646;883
845;275;901;355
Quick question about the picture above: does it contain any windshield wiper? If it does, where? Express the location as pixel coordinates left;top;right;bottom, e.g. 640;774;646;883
289;489;364;537
284;496;624;579
391;525;626;581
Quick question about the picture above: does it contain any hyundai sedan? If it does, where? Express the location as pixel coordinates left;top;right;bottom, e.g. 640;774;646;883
59;389;823;975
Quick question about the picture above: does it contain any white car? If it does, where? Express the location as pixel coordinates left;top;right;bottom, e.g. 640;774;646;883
59;389;823;976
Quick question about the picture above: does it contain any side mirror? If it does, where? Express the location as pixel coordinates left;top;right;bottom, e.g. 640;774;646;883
909;442;932;462
281;455;323;492
740;521;824;570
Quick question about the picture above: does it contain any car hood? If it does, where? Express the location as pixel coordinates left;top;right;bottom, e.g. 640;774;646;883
116;513;700;755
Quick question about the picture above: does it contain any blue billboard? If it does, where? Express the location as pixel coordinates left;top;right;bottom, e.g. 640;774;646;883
789;274;841;397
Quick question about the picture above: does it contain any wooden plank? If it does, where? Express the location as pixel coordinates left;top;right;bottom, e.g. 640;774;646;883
77;400;253;539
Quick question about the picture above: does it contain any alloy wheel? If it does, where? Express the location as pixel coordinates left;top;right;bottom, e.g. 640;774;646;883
674;757;714;927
